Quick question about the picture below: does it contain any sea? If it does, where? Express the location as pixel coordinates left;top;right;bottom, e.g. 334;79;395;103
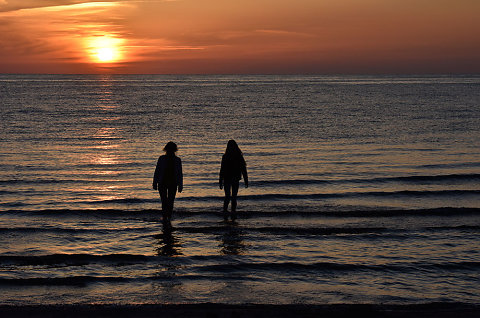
0;74;479;306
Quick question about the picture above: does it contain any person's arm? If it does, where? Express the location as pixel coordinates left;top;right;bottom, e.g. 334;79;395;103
242;166;248;188
242;157;248;188
219;156;225;189
153;157;160;190
178;158;183;193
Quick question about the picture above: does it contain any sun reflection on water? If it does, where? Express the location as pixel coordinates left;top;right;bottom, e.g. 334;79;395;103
95;76;118;110
81;79;128;200
90;153;119;166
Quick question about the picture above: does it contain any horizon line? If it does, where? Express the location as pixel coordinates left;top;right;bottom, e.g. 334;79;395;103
1;73;480;76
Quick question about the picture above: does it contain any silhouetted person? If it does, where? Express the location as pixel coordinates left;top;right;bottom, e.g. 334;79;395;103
153;141;183;227
219;140;248;221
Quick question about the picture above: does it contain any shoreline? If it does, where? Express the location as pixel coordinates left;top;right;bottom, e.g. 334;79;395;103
0;303;479;318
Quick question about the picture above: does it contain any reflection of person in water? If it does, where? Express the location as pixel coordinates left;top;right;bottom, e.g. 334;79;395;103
219;140;248;221
220;224;247;255
153;142;183;226
155;226;182;257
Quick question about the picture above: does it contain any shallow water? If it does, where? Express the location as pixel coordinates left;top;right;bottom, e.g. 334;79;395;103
0;75;479;305
0;209;479;305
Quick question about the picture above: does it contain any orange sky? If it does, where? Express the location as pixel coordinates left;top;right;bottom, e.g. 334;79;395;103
0;0;479;74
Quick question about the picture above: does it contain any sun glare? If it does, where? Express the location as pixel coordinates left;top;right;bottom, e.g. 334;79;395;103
87;36;124;64
97;47;115;62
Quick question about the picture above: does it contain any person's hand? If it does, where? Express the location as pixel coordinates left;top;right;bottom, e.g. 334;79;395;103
178;185;183;193
245;181;249;189
219;182;223;190
153;183;157;190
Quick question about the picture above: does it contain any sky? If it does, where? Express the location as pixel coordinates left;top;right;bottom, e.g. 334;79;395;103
0;0;479;74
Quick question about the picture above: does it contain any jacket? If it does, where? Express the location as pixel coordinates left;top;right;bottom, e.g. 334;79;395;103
153;155;183;189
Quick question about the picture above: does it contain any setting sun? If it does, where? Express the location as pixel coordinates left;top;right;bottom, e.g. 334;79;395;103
86;36;124;64
97;47;115;62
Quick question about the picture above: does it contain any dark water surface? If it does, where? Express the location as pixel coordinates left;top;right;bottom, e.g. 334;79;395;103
0;75;479;305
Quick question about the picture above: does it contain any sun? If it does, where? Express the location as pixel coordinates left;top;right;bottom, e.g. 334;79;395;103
86;36;124;64
97;47;115;62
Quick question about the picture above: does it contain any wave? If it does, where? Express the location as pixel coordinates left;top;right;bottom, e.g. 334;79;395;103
92;189;477;205
386;173;480;183
76;162;147;169
0;276;130;286
0;226;151;234
1;223;477;239
0;179;128;185
0;190;18;195
418;162;480;169
425;225;480;231
188;173;480;189
192;260;480;274
2;173;478;188
87;198;148;205
244;190;480;199
3;207;480;218
0;253;156;266
0;202;30;208
252;173;480;187
1;261;479;286
180;226;391;236
0;274;246;287
179;225;480;236
173;190;480;202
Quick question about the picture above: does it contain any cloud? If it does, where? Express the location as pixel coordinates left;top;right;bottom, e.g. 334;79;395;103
0;0;135;67
0;0;123;12
1;0;479;73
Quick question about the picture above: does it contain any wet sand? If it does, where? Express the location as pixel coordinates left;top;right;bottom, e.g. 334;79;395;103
0;303;479;318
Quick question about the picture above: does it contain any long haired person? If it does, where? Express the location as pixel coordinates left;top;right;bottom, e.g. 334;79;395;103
219;140;248;220
153;142;183;226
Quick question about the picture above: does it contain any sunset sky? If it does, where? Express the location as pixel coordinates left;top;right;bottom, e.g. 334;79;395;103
0;0;479;74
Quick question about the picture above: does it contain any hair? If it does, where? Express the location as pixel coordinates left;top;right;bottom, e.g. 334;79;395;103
163;141;178;154
224;139;242;158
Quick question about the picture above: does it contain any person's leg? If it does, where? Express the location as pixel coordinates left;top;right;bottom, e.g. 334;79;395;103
230;180;240;220
166;184;177;219
223;180;232;214
159;185;168;222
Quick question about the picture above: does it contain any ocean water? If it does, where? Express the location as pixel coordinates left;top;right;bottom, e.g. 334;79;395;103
0;74;479;305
